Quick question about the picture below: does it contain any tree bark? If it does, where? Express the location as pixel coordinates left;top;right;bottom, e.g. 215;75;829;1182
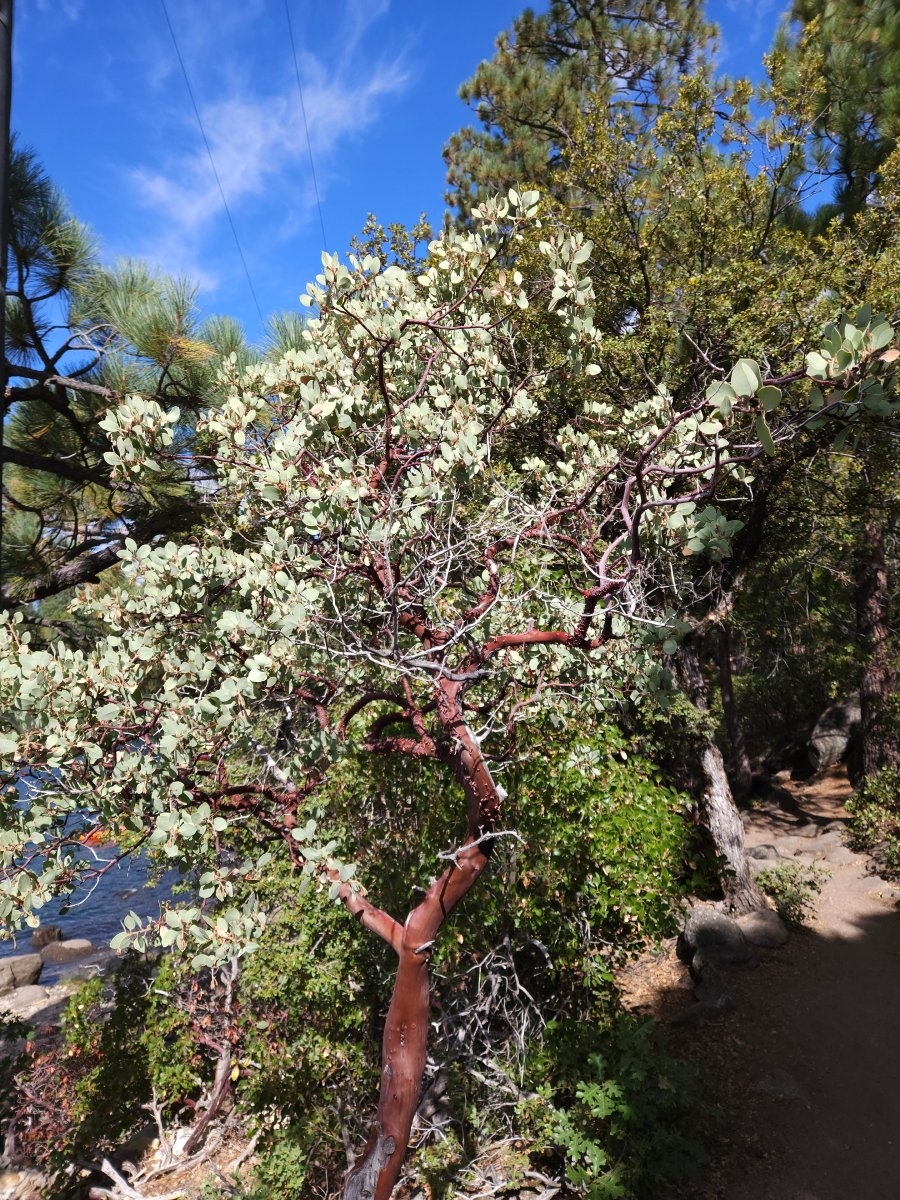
343;690;499;1200
855;521;899;781
679;642;765;914
714;622;753;797
697;741;762;914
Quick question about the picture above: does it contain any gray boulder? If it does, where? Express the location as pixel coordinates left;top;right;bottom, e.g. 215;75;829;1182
736;908;790;948
40;938;94;964
825;845;859;866
0;954;43;996
808;694;861;772
792;821;824;839
747;844;782;862
678;907;755;967
30;925;62;950
692;963;734;1010
1;985;49;1017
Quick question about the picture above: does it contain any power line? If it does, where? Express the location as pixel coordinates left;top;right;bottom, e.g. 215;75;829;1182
159;0;264;325
284;0;327;252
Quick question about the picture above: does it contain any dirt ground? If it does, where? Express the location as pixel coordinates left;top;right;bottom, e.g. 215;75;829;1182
619;765;900;1200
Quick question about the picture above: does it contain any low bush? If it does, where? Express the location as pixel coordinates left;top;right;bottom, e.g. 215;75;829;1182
847;767;900;878
754;861;828;926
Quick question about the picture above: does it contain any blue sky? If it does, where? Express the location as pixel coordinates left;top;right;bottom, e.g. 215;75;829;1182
13;0;786;344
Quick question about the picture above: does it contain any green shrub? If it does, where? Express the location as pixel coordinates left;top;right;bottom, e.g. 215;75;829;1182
520;1015;711;1198
755;861;828;925
847;767;900;877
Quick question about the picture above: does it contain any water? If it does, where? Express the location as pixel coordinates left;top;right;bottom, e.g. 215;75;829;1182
0;848;181;986
1;774;181;985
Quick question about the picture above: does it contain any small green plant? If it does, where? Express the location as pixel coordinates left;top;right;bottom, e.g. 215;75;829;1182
755;861;828;925
520;1016;711;1198
847;767;900;878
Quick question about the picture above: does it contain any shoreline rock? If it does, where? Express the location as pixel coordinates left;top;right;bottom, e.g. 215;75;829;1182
0;954;43;997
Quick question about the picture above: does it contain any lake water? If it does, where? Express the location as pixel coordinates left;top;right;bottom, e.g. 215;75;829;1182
0;848;181;986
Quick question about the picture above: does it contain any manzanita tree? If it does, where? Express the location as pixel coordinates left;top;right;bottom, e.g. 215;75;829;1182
0;193;896;1198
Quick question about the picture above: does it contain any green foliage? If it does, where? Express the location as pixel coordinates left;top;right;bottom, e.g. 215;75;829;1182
444;0;715;220
2;955;154;1176
0;952;237;1184
232;863;382;1193
521;1016;710;1198
506;725;694;988
775;0;900;221
755;862;828;926
847;766;900;877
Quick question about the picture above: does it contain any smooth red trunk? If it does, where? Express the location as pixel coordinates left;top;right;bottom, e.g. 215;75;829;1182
343;693;497;1200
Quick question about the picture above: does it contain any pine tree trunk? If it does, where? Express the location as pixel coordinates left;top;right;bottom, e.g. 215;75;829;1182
714;622;753;797
679;643;765;914
855;521;899;780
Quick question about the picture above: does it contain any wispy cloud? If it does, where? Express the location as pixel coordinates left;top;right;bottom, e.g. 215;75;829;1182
124;3;409;287
35;0;84;20
721;0;782;52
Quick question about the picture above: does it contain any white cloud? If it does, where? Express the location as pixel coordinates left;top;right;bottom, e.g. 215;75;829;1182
125;5;409;285
36;0;84;20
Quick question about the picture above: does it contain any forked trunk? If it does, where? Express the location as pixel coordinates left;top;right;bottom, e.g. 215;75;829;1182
343;841;491;1200
343;694;499;1199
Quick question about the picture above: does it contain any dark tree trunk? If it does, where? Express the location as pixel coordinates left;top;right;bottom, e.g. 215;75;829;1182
714;622;753;797
855;521;899;781
679;643;765;914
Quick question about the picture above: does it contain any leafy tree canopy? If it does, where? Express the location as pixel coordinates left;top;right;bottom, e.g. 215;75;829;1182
443;0;715;221
0;143;305;610
1;182;897;1195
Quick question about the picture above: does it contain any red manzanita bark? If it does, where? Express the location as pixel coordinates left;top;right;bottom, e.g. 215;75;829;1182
342;686;501;1200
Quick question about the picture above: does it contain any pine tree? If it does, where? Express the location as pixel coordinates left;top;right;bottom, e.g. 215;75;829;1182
0;144;296;609
776;0;900;221
443;0;715;221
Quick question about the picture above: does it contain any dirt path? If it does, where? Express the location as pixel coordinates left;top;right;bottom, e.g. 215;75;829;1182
623;766;900;1200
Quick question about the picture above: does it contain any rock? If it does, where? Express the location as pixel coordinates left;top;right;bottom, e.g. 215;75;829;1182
808;829;842;850
0;984;49;1017
691;946;758;977
678;907;755;967
771;834;825;858
759;783;801;813
747;844;782;861
792;822;824;839
0;1168;46;1199
672;965;734;1027
30;925;62;950
823;820;847;834
824;845;859;866
0;954;43;996
693;962;734;1006
808;694;861;772
40;938;94;964
736;908;790;948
